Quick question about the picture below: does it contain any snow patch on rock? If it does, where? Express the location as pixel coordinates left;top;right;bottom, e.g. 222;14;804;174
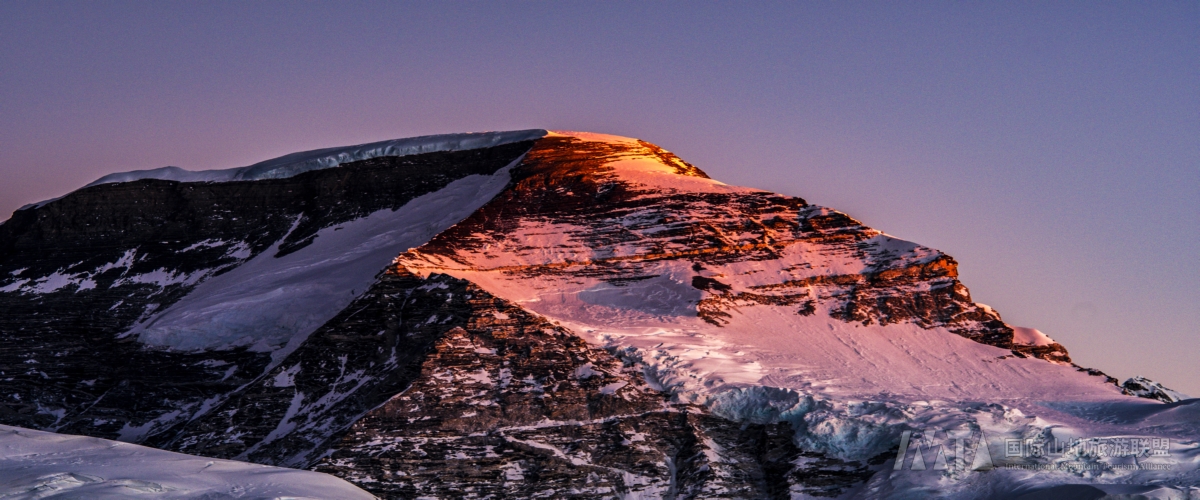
0;424;373;499
128;161;516;357
18;129;546;210
1122;376;1191;403
1012;326;1056;347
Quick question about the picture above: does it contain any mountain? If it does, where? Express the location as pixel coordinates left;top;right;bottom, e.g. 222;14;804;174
0;130;1194;499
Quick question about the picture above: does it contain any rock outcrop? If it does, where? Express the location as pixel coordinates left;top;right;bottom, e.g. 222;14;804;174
1122;376;1190;403
404;133;1056;360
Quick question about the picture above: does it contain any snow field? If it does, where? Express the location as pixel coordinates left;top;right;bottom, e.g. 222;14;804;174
0;424;374;499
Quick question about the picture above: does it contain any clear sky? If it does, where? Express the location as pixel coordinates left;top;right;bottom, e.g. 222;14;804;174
1;2;1196;395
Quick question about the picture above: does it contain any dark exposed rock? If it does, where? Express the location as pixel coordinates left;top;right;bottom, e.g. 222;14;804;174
0;143;531;443
1012;342;1072;364
308;268;875;499
1121;376;1189;403
154;268;501;467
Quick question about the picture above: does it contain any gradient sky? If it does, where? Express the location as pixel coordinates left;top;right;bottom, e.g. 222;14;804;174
1;1;1196;394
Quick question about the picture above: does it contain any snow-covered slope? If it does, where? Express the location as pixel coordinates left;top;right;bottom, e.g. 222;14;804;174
129;159;516;358
0;424;374;499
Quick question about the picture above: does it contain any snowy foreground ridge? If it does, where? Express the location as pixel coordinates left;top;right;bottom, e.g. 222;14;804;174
0;424;373;499
0;129;1196;498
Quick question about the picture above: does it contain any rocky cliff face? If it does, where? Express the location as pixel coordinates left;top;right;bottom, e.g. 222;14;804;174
1122;376;1190;403
0;142;530;441
310;267;878;498
0;130;1152;499
402;133;1068;363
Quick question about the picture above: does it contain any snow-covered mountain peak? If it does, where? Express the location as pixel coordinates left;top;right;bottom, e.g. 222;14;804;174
2;129;1194;498
541;130;742;194
399;133;1089;404
546;130;641;144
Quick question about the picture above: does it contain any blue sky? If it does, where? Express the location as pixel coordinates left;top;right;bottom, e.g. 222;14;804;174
1;1;1196;394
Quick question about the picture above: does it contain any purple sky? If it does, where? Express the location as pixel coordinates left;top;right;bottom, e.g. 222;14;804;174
1;2;1196;394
